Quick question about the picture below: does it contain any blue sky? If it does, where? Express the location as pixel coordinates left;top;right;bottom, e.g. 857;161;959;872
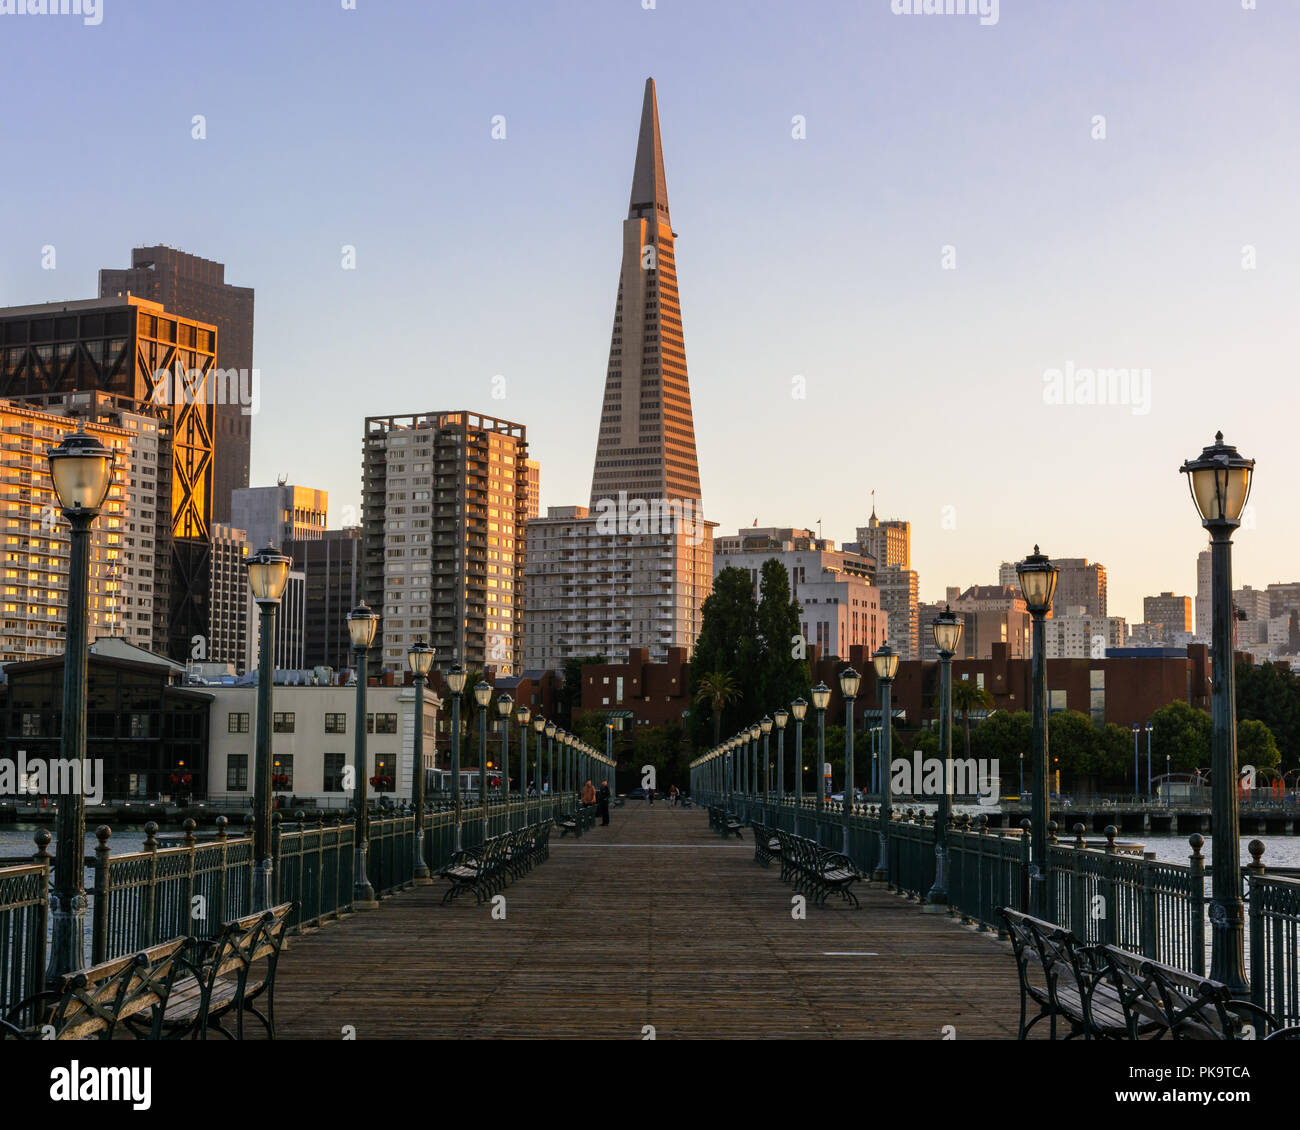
2;0;1297;625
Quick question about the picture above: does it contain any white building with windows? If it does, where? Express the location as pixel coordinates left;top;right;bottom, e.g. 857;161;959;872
203;678;438;807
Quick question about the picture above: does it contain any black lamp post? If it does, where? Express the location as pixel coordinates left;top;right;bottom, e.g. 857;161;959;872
1181;431;1254;995
446;664;468;850
873;643;899;882
1017;547;1058;917
790;698;807;835
474;681;492;841
533;715;546;797
407;639;434;883
839;668;861;854
928;606;963;907
773;708;788;816
812;683;830;841
515;703;531;808
347;602;380;908
45;427;114;985
247;544;291;909
545;720;556;799
759;716;773;821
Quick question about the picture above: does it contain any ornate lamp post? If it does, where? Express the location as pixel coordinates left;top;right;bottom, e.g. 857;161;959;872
347;602;380;908
474;681;492;841
45;428;114;983
748;723;760;818
773;709;789;821
533;715;546;799
1146;722;1154;798
446;664;468;850
928;606;963;907
545;720;557;798
759;716;773;820
245;543;291;910
515;703;531;805
496;694;513;830
812;683;830;841
1017;546;1058;916
872;643;899;882
790;698;807;835
839;667;861;855
1181;431;1254;995
406;638;435;883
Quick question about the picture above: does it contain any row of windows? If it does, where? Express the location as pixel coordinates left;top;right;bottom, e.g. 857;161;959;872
227;711;398;734
224;752;396;792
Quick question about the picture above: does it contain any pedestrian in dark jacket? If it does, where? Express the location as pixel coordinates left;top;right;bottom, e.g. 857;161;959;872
597;780;611;825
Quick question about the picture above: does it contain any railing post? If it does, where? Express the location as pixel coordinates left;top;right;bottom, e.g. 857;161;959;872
1070;824;1086;939
1246;839;1266;1011
214;816;229;927
141;821;159;949
271;811;283;906
1140;852;1158;960
1100;825;1119;947
182;817;197;943
1189;833;1206;978
91;826;110;965
1017;819;1031;916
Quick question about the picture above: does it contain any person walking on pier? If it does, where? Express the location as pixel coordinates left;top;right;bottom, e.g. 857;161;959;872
598;780;611;825
582;779;596;807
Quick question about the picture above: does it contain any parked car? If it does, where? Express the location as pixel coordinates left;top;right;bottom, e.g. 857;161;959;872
622;787;650;800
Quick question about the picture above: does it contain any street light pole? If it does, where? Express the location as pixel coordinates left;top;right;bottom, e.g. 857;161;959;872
1017;547;1058;918
407;640;434;884
812;683;829;844
1181;431;1254;995
791;699;806;837
496;694;513;828
928;607;963;907
873;644;899;883
1132;723;1141;802
1146;723;1154;799
759;716;773;822
474;682;491;842
45;428;114;985
839;669;861;856
347;602;379;908
446;665;468;851
773;709;788;822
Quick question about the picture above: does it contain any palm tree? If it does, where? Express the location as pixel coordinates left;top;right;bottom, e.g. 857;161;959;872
694;671;742;746
950;680;995;759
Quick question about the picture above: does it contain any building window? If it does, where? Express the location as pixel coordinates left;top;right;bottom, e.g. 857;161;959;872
273;712;295;733
272;754;294;791
324;713;347;734
129;713;150;738
366;713;398;734
324;752;346;792
228;712;249;733
227;754;249;792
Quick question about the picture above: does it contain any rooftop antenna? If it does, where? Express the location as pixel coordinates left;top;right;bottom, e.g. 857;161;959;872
277;473;288;487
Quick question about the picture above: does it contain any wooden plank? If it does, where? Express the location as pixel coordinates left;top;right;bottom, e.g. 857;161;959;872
253;805;1036;1040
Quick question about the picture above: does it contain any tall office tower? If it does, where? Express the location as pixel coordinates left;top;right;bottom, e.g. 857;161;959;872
0;297;215;661
1195;545;1213;640
876;565;920;659
363;412;529;674
1042;608;1127;659
1142;592;1193;642
947;584;1031;660
207;523;252;670
524;79;713;672
286;527;361;671
231;483;327;549
1052;558;1107;618
100;246;254;525
853;504;910;570
0;396;159;661
246;568;306;670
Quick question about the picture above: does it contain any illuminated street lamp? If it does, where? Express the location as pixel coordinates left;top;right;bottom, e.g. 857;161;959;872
811;683;831;837
928;606;962;907
347;602;380;908
446;664;468;850
45;428;114;983
406;638;435;883
790;698;807;835
1017;546;1057;914
1181;431;1254;994
872;643;899;883
839;668;861;855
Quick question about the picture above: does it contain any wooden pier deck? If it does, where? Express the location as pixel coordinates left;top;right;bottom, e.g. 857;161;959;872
263;803;1032;1039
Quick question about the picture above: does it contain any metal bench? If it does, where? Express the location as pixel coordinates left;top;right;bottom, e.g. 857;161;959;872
750;820;781;868
440;822;552;905
1;936;188;1041
766;829;861;908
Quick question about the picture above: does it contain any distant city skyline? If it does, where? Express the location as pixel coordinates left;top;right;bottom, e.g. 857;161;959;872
3;1;1298;628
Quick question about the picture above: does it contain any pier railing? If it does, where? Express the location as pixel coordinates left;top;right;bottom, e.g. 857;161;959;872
0;860;48;1026
709;786;1299;1010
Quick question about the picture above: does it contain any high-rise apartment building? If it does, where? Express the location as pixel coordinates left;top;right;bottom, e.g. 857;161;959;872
947;585;1031;661
853;505;910;570
524;459;540;522
286;527;362;671
1050;558;1107;618
1195;545;1212;641
207;523;252;670
231;483;327;549
0;396;159;661
524;79;714;671
0;296;215;661
1142;592;1193;641
363;412;529;674
1042;607;1127;659
100;246;254;526
1267;581;1300;622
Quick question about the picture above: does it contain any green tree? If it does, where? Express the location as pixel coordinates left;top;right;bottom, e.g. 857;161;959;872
756;558;808;714
1097;723;1136;785
690;568;759;746
1150;700;1211;772
950;680;994;760
969;710;1031;788
557;655;604;726
1048;710;1099;784
1235;659;1300;769
1238;718;1281;773
694;670;742;747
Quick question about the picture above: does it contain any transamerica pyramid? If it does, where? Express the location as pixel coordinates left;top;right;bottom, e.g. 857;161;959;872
589;77;703;511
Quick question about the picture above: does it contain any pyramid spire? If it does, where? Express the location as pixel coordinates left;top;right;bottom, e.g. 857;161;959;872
628;77;669;223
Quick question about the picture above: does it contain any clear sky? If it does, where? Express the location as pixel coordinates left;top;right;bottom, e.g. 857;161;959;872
2;0;1297;626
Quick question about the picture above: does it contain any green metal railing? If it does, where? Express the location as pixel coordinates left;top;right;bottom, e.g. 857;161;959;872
0;860;49;1026
1249;868;1300;1024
